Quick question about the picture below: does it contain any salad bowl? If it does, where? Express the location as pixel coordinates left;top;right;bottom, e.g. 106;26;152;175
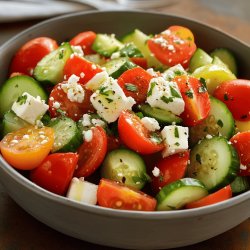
0;10;250;249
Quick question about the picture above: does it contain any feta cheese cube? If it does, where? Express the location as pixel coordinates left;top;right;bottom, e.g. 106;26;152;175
12;92;48;125
161;125;189;157
66;177;98;205
90;77;136;123
147;77;184;115
141;117;160;132
162;64;187;81
85;71;109;91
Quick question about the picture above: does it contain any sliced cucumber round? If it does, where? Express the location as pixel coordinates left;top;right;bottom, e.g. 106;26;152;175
156;178;208;211
101;148;148;190
0;75;48;118
230;176;250;194
138;104;182;125
188;136;240;192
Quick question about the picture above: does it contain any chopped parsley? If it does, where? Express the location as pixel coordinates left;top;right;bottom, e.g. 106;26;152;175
174;127;179;138
58;49;65;59
196;154;202;164
174;70;182;76
224;94;229;101
170;86;181;98
185;90;193;98
147;82;156;97
105;98;113;103
135;112;144;119
125;83;138;92
17;94;27;105
217;119;224;128
150;132;163;144
174;142;180;146
161;96;174;104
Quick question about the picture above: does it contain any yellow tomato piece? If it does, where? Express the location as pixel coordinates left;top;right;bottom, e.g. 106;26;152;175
235;120;250;132
169;25;195;42
0;126;54;170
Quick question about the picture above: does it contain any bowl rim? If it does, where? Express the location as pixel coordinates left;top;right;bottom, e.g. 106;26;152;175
0;10;249;220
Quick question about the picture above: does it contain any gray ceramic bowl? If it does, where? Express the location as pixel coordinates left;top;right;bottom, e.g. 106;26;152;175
0;11;250;250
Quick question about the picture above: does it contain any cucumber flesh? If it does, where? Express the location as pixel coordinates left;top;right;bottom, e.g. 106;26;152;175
156;178;208;211
188;136;239;192
34;42;73;85
101;148;148;190
0;75;48;118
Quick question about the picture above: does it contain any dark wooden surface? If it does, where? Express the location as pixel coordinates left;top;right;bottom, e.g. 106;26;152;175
0;0;249;249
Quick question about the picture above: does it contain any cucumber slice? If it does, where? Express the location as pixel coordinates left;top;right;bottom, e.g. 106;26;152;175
101;148;148;190
48;116;82;152
189;96;235;146
34;42;73;85
230;176;250;194
0;75;48;118
212;56;229;69
92;34;123;57
210;48;238;75
1;110;29;136
189;48;213;73
121;29;164;69
103;57;136;79
138;104;182;125
118;43;143;58
192;64;236;94
188;136;239;192
156;178;208;211
84;54;106;65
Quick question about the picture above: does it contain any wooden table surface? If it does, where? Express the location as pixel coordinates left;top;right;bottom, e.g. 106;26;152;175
0;0;249;249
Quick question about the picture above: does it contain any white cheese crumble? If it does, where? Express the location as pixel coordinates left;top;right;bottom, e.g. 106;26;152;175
152;166;160;177
81;113;92;127
83;129;93;142
85;71;109;91
71;45;84;57
141;117;160;132
52;101;61;109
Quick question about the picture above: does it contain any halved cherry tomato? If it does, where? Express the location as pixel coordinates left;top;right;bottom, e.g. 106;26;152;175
70;31;97;55
186;185;232;209
213;79;250;121
75;126;107;178
118;110;164;154
147;26;196;68
97;179;156;211
48;82;94;121
174;75;210;126
63;55;102;85
117;67;152;104
230;131;250;176
0;126;54;170
130;57;148;69
151;151;190;193
107;135;121;152
30;153;78;195
9;37;58;76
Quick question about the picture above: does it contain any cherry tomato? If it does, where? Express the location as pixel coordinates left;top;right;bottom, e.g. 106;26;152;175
213;79;250;121
0;126;54;170
151;151;190;193
147;26;196;68
30;153;78;195
230;131;250;176
118;110;164;154
186;185;232;209
107;135;121;152
70;31;97;55
117;67;152;104
48;82;94;121
130;57;148;69
9;37;58;76
175;75;210;126
63;54;102;85
97;179;156;211
75;126;108;178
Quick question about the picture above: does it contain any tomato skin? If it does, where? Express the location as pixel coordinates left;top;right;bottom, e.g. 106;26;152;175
175;75;210;126
70;31;96;55
186;185;232;209
9;37;58;76
48;82;94;121
230;132;250;176
107;135;121;152
147;26;196;68
130;57;148;69
151;151;190;193
118;110;164;155
117;67;152;104
97;179;156;211
63;55;102;85
213;79;250;121
30;153;78;195
0;126;54;170
75;126;108;178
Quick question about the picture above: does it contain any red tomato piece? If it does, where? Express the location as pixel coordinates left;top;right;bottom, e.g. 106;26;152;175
9;37;58;76
48;82;94;121
118;110;164;154
117;67;152;104
130;57;148;69
107;135;121;152
151;151;190;193
186;185;232;209
63;55;102;85
230;131;250;176
30;153;78;195
75;126;108;178
97;179;156;211
213;79;250;121
70;31;97;55
147;26;196;68
175;75;210;126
